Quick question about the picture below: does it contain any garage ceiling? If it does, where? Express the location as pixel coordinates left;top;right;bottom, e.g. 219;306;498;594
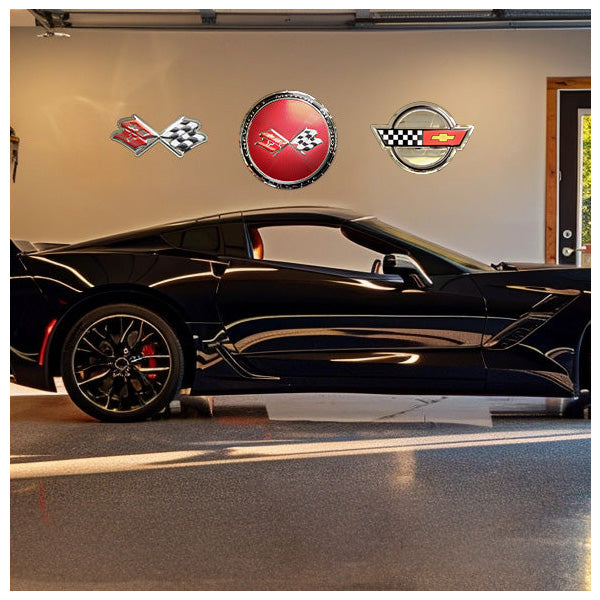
12;9;592;32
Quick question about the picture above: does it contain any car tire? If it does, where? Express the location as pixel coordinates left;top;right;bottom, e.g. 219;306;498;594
580;390;591;420
61;304;184;422
564;390;591;420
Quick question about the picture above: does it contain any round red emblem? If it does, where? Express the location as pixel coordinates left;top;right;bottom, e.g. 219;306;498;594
240;91;337;189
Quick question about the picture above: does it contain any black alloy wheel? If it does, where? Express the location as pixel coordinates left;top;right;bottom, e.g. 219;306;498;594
61;304;183;422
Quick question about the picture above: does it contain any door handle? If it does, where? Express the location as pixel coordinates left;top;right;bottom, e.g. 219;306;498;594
561;246;586;257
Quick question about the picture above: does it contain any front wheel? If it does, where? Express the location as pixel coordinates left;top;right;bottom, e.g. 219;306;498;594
564;391;591;420
61;304;184;422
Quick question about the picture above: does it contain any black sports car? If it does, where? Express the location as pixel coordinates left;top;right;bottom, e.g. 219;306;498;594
10;206;591;422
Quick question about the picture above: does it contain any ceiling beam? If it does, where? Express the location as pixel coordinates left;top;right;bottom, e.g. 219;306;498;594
20;9;591;32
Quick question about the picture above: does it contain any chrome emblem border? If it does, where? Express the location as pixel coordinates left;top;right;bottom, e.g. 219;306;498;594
372;102;473;174
240;91;337;189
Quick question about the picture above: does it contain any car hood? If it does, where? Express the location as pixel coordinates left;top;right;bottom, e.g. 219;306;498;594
491;261;578;271
473;263;590;294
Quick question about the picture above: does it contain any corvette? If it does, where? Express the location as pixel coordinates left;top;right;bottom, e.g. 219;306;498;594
10;206;590;422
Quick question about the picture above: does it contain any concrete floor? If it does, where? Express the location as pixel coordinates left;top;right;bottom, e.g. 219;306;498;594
10;391;591;591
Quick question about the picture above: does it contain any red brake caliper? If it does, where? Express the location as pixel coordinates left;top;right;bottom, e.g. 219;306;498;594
141;343;157;379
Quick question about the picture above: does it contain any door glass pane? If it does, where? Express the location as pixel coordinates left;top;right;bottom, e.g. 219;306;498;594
256;225;379;272
580;112;591;266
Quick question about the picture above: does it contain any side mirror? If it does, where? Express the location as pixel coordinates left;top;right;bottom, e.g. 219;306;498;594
382;254;433;288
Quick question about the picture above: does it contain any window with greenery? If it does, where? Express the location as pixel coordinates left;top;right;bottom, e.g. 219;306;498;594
581;114;591;245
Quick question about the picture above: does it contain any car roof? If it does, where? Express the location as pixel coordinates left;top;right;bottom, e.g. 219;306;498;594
28;206;369;253
237;205;367;226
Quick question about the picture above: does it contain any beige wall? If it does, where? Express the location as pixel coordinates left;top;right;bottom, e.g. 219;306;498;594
10;26;590;264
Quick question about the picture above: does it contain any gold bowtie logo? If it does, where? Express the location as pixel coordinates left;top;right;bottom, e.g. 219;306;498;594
431;133;455;143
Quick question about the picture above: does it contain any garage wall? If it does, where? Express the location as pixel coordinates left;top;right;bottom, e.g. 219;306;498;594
10;26;590;264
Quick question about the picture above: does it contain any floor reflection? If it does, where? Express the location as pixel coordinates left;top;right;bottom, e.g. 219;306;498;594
11;426;590;480
243;393;494;427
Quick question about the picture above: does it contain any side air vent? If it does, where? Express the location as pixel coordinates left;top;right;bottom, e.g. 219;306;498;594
484;316;547;350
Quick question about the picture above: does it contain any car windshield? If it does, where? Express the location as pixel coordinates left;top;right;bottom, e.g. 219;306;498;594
356;217;494;272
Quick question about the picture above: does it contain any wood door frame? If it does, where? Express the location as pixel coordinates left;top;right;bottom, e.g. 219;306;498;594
545;77;591;263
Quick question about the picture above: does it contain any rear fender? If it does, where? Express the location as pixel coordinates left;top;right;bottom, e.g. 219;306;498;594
45;285;198;389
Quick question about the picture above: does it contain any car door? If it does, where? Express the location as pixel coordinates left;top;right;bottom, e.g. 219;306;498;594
216;224;487;394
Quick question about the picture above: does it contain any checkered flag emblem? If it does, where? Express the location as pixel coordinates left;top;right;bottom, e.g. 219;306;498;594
255;127;323;156
289;128;323;153
111;114;207;158
376;129;423;147
373;125;470;150
160;117;208;157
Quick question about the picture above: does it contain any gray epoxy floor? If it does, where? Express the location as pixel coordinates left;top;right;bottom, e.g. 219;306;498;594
10;393;591;591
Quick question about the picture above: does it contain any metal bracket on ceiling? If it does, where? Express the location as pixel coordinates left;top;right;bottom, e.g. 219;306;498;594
28;9;71;37
199;10;217;26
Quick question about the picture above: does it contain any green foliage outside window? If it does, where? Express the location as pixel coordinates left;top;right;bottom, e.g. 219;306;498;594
581;115;591;245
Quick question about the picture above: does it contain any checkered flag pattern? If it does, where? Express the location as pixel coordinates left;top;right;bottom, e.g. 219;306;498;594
160;117;208;156
376;129;423;147
289;128;323;153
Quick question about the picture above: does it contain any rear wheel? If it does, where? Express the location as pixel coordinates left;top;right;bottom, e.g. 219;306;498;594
61;304;183;422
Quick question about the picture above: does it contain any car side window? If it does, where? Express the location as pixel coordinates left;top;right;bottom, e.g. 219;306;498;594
221;222;249;258
251;225;381;274
162;226;220;253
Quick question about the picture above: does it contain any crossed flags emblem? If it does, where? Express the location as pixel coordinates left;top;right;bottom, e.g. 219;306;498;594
111;115;207;158
255;128;323;156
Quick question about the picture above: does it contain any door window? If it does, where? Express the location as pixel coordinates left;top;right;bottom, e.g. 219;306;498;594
251;224;380;273
580;111;591;266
